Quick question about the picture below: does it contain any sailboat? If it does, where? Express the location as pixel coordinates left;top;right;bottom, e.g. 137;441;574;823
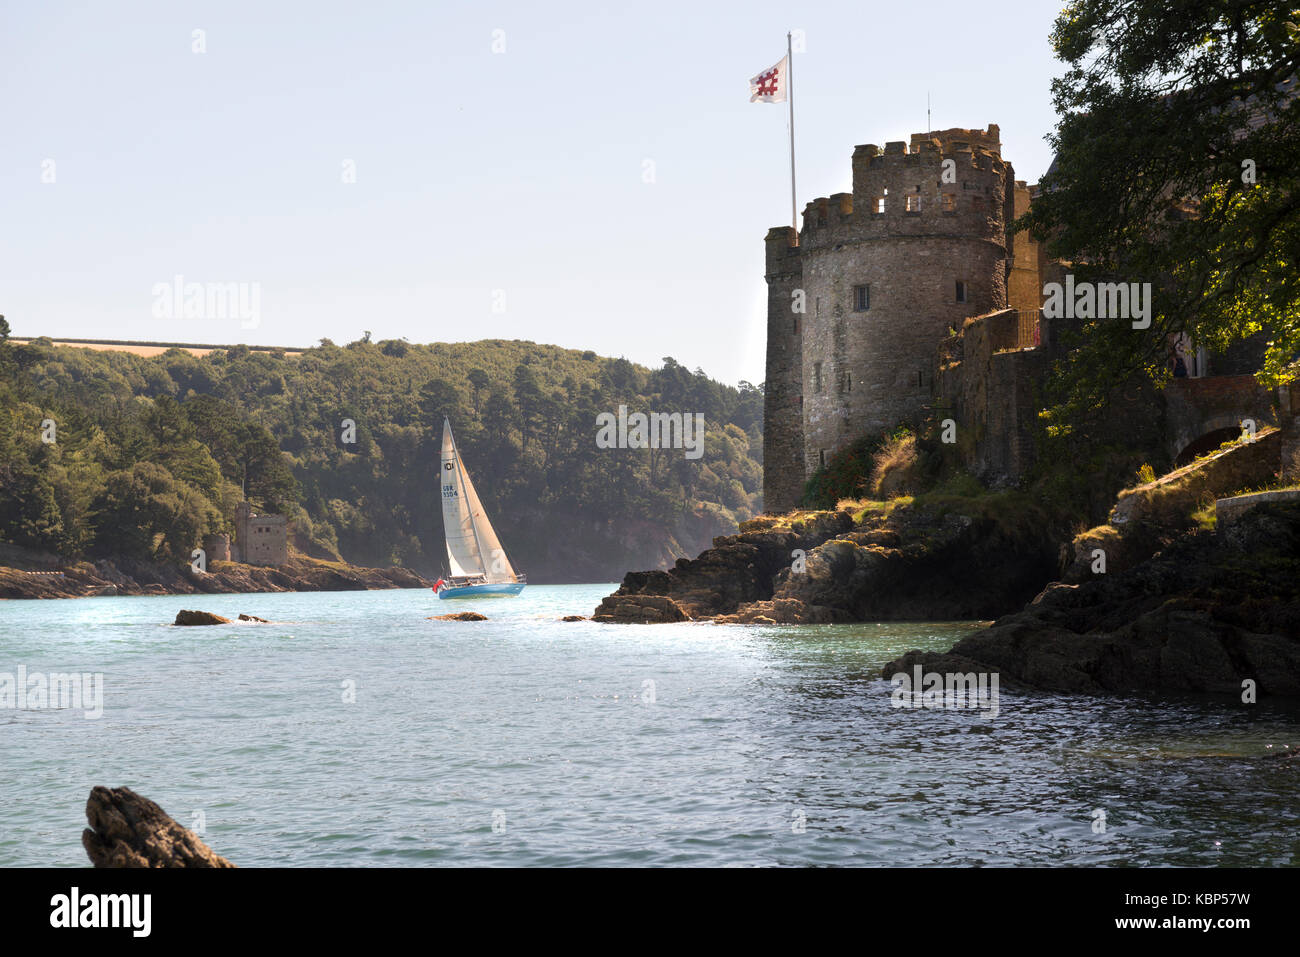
435;418;526;599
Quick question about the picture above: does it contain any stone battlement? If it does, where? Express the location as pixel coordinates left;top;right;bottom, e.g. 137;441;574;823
792;127;1013;253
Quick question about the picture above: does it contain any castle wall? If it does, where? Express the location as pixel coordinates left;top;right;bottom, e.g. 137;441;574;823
795;131;1011;474
936;308;1046;485
1008;181;1042;315
233;502;288;567
759;124;1056;510
203;533;231;563
762;227;805;514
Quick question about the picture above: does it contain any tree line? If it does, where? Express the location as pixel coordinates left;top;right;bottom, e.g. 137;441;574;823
0;321;763;580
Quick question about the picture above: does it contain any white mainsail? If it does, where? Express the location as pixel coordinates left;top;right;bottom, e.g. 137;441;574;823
439;419;518;583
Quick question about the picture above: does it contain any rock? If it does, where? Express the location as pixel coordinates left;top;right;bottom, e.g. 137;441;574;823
174;609;231;626
881;503;1300;696
427;611;488;621
82;786;236;868
559;615;587;622
716;597;847;624
591;594;689;623
237;613;270;622
594;499;1060;623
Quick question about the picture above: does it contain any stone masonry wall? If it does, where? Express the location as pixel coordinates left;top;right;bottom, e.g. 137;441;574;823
936;308;1046;485
1008;181;1041;315
234;502;288;567
762;226;805;514
796;128;1011;473
760;124;1048;511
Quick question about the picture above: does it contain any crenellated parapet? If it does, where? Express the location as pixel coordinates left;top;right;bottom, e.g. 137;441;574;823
794;126;1013;253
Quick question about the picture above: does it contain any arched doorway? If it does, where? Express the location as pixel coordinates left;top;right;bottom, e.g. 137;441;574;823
1173;426;1242;468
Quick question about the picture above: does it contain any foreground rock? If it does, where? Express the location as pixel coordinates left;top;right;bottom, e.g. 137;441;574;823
82;786;236;868
882;502;1300;696
427;611;488;621
0;553;432;600
594;498;1060;623
174;610;231;626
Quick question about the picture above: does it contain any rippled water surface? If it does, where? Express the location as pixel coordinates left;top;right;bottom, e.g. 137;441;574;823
2;585;1297;866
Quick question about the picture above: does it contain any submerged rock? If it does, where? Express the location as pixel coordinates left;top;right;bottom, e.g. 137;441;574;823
82;786;236;868
237;613;270;623
559;615;588;622
428;611;488;621
174;609;231;626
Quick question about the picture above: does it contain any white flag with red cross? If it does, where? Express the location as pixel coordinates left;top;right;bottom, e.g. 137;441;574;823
749;56;788;103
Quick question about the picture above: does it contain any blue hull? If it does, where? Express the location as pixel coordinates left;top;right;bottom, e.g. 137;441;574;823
437;583;526;599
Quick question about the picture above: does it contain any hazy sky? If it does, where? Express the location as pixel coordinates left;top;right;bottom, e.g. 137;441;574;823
2;0;1064;386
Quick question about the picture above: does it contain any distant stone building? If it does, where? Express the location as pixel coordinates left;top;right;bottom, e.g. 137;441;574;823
203;532;232;563
232;502;288;566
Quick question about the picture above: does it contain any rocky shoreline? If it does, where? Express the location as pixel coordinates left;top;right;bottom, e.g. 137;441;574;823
591;493;1300;697
881;502;1300;696
592;496;1061;624
0;554;430;599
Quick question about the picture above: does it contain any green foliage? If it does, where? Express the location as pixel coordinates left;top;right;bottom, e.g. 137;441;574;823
90;462;222;563
0;340;764;576
1021;0;1300;439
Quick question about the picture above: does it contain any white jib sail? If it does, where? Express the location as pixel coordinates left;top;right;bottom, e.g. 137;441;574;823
440;419;517;583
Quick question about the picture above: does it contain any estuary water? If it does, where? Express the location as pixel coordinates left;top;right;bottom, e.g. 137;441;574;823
1;584;1297;867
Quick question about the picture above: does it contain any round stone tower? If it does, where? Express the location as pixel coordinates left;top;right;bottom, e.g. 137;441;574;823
761;225;805;514
782;125;1014;480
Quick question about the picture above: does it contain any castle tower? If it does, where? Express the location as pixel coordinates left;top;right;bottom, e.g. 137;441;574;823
762;125;1018;508
232;500;288;566
762;225;804;514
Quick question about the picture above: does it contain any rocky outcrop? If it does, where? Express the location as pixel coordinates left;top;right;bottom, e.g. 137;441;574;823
592;593;690;623
882;502;1300;696
594;499;1061;623
1060;430;1285;583
0;553;432;600
174;610;232;626
237;613;270;623
82;786;236;868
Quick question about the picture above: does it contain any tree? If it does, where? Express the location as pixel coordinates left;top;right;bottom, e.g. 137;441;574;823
467;368;490;413
90;462;220;563
0;466;64;550
418;377;464;432
1021;1;1300;438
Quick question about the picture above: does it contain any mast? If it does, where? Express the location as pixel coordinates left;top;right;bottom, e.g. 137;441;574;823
787;30;797;234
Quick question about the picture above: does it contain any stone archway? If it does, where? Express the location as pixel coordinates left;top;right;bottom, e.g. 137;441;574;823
1173;422;1242;467
1163;376;1274;465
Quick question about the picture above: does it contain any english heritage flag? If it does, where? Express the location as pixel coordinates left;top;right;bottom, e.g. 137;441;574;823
749;56;788;103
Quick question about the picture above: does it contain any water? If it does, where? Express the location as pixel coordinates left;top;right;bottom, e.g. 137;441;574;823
1;585;1297;867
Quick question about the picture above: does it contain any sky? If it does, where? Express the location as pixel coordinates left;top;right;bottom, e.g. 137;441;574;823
1;0;1065;387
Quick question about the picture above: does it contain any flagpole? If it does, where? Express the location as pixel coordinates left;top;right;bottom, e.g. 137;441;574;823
787;31;797;238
